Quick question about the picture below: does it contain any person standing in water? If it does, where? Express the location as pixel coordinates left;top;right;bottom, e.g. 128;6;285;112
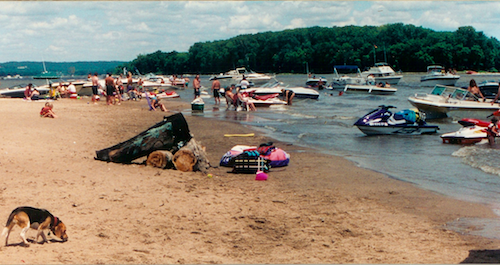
211;76;221;105
193;74;201;99
487;116;500;145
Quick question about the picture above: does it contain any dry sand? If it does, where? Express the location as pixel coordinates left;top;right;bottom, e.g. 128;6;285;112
0;97;499;264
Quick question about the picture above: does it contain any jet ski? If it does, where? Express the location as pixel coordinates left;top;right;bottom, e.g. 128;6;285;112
440;110;500;144
440;118;489;144
354;105;439;135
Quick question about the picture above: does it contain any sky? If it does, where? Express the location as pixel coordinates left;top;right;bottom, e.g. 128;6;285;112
1;1;500;63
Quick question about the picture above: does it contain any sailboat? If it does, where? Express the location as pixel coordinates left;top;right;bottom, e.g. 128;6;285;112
33;62;61;79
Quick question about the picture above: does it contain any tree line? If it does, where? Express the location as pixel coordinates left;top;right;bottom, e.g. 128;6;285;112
118;23;500;75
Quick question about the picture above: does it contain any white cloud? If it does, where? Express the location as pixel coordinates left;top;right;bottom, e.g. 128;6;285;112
1;1;500;62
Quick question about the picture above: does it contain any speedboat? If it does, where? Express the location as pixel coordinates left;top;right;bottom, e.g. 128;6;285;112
305;76;328;87
478;80;499;99
141;91;179;99
440;118;489;144
241;80;319;99
0;84;50;98
331;65;367;90
247;94;287;107
420;65;460;87
408;85;500;119
361;62;402;85
240;92;287;107
354;105;439;135
209;67;274;85
342;83;397;95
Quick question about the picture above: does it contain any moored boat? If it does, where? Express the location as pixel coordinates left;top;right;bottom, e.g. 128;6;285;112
331;65;366;90
241;80;319;99
361;62;402;85
305;76;328;88
478;80;499;99
209;67;273;85
420;65;460;87
408;85;500;119
342;83;397;95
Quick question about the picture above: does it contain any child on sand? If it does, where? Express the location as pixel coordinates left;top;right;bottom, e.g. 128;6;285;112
40;102;57;118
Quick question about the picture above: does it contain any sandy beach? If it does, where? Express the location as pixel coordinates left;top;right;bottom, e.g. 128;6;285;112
0;97;499;264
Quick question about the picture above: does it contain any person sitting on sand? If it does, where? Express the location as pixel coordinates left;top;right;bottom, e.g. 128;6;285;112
150;94;168;112
40;102;57;118
30;88;40;100
23;83;33;100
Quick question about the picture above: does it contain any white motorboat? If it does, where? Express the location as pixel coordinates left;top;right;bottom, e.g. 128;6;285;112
331;65;369;90
342;84;397;95
141;91;180;99
0;84;50;98
420;65;460;87
361;62;402;85
408;85;500;119
209;67;274;85
241;80;319;99
246;93;287;107
305;76;328;88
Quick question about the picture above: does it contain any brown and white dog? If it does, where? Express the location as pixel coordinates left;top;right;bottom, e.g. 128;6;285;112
1;206;68;246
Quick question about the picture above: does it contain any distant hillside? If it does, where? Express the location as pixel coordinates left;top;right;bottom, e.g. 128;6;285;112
119;23;500;74
0;61;125;77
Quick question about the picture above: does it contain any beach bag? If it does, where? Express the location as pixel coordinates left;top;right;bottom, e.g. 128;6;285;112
261;147;290;167
231;150;270;174
220;145;256;167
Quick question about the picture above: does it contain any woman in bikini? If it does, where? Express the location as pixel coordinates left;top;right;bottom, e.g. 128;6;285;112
468;79;485;101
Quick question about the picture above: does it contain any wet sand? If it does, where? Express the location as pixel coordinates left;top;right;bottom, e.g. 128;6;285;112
0;97;499;263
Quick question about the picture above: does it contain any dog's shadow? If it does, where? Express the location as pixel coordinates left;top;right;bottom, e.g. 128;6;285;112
6;238;64;247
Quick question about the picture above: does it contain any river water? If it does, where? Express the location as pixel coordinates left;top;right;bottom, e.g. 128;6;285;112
4;73;500;239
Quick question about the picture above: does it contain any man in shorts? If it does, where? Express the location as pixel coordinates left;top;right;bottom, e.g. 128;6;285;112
105;73;115;105
91;73;99;104
211;76;221;105
193;74;201;99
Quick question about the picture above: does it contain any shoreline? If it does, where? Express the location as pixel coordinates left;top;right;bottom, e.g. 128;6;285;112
0;97;499;263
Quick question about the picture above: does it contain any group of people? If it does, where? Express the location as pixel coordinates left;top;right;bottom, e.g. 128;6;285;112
206;75;257;111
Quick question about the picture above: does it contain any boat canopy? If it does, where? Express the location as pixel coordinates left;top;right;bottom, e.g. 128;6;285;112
334;65;358;70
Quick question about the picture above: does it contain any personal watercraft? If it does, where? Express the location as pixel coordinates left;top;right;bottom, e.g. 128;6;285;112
440;110;500;144
440;118;488;144
354;105;439;135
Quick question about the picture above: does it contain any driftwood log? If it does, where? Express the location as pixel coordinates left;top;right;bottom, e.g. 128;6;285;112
95;113;192;163
172;139;210;172
146;150;174;169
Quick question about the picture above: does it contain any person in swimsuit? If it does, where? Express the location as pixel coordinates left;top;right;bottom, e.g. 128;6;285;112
193;74;201;99
91;73;99;104
211;76;221;105
468;79;485;101
487;116;500;145
105;73;115;105
40;102;57;118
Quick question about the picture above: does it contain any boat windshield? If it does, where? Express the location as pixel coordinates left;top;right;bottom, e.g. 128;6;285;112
430;85;475;101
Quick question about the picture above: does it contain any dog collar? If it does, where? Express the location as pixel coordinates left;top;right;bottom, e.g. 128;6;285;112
52;216;59;227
